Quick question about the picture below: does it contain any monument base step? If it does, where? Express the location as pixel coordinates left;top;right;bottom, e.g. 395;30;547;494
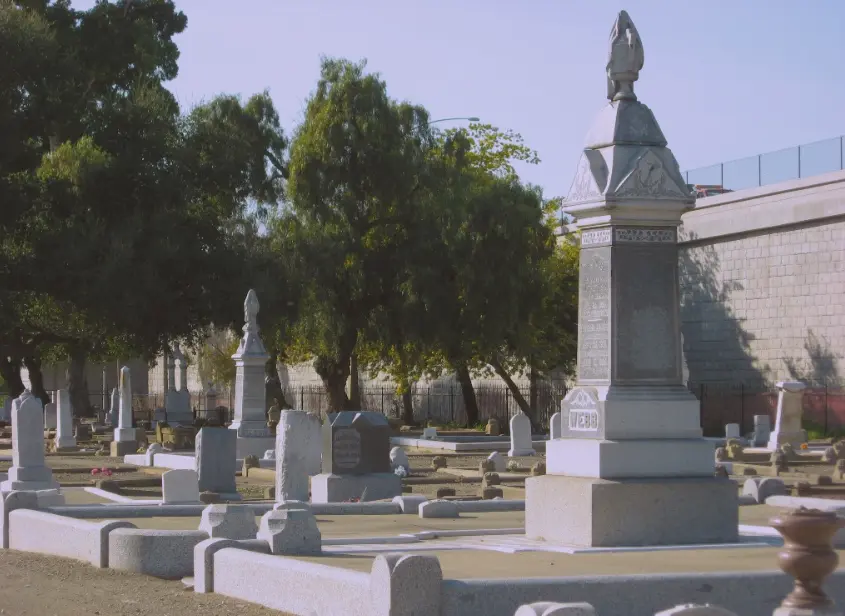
110;440;138;457
0;479;61;493
525;474;738;547
311;473;402;503
546;438;715;478
235;436;276;460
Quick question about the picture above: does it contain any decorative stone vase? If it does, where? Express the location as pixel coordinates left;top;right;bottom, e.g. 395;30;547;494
770;507;845;613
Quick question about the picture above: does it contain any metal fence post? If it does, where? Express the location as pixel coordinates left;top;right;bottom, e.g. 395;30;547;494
720;163;724;187
757;154;762;186
740;383;745;433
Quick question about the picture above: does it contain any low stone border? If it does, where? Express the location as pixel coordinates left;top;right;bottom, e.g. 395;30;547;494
765;495;845;511
109;528;209;579
213;549;442;616
8;509;134;567
390;436;547;452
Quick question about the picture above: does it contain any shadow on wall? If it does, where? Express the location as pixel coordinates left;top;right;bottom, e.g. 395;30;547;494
785;329;842;385
785;329;845;432
678;231;769;435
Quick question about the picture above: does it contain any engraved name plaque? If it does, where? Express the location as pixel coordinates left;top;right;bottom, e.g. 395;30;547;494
333;427;362;470
561;387;601;439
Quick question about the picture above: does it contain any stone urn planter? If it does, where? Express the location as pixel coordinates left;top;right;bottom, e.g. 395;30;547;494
770;507;845;614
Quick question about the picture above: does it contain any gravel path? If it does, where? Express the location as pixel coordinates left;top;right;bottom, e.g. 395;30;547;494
0;550;286;616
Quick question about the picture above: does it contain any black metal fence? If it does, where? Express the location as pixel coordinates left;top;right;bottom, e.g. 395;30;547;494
693;381;845;438
3;380;844;437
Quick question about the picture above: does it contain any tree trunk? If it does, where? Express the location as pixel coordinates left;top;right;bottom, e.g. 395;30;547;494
265;352;290;409
490;356;540;431
399;376;415;425
349;352;361;409
315;330;356;413
0;357;26;398
529;361;539;420
23;356;50;407
66;347;91;417
454;363;479;427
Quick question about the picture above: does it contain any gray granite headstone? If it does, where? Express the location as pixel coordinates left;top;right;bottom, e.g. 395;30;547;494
196;427;237;493
321;411;391;475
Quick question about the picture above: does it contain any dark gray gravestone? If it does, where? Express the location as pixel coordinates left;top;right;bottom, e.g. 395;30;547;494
196;427;237;493
321;411;391;475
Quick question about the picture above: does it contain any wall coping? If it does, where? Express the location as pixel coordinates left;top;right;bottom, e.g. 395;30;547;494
679;168;845;244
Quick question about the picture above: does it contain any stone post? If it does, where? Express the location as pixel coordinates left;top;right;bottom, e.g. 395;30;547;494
524;10;737;548
54;389;76;450
229;290;274;458
275;410;322;503
771;507;845;616
0;391;60;493
109;387;119;426
768;381;807;450
110;366;137;456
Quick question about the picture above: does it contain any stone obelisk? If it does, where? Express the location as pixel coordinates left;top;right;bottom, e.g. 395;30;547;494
525;10;737;547
229;289;275;458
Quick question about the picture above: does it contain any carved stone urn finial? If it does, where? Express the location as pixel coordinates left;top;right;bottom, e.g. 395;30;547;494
606;10;644;102
770;507;845;615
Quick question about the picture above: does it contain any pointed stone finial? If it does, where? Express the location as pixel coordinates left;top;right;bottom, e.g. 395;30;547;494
606;10;644;101
244;289;260;333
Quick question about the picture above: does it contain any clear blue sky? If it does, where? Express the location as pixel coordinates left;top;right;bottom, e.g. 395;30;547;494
76;0;845;197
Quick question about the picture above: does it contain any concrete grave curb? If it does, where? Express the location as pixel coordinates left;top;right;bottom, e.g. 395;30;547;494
108;528;209;579
8;509;135;567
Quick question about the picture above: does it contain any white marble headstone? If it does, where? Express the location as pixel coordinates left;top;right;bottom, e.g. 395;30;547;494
0;391;60;492
161;468;201;503
508;412;535;457
54;389;76;449
43;402;57;431
550;412;562;440
275;410;322;503
767;381;806;450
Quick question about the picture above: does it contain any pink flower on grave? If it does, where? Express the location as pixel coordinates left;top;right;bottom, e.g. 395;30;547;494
101;468;113;477
91;468;101;475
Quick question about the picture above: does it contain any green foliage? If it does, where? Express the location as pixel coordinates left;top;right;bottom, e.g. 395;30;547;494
278;57;437;410
193;331;240;389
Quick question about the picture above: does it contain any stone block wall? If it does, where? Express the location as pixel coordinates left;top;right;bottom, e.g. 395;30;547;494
678;169;845;389
679;218;845;385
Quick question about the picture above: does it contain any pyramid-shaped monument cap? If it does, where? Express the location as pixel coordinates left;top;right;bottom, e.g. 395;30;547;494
565;10;693;222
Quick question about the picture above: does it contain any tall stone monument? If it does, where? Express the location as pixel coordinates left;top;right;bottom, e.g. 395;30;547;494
108;387;119;426
110;366;137;456
229;289;275;458
767;381;807;450
165;346;193;425
54;388;77;451
0;391;60;493
525;11;737;547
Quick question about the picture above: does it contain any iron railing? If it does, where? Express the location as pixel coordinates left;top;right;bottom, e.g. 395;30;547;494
3;380;843;437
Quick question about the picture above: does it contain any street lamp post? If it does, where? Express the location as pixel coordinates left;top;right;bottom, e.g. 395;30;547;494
429;116;480;125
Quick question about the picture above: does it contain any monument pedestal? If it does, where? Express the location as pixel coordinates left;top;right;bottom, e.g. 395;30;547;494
110;440;137;457
311;473;401;503
0;466;60;493
235;436;276;460
546;438;715;478
525;474;738;547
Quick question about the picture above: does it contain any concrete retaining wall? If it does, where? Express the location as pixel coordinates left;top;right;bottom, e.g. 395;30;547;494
440;570;845;616
108;528;208;579
213;547;371;616
7;509;134;567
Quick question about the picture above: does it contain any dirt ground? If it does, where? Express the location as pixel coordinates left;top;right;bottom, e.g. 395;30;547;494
0;550;288;616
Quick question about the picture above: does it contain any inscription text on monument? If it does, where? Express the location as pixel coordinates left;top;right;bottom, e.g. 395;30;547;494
578;247;611;382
